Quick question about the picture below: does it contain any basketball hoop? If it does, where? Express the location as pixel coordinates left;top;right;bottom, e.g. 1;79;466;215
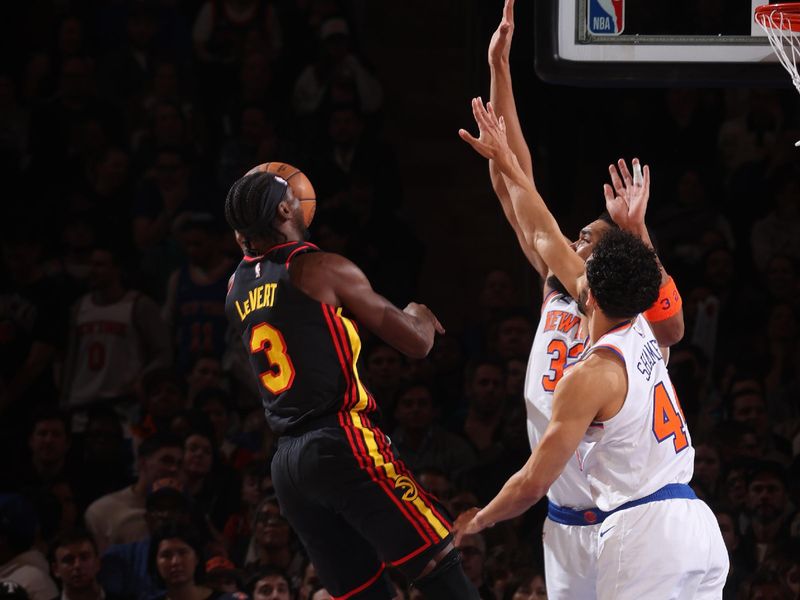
755;3;800;145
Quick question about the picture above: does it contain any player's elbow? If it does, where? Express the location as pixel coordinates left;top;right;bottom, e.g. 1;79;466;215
651;315;685;348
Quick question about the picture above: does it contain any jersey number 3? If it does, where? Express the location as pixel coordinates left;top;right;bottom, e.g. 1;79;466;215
249;323;296;394
542;340;585;391
652;382;688;453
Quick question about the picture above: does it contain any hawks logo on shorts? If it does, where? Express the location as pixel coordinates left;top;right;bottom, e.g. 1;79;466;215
394;476;419;502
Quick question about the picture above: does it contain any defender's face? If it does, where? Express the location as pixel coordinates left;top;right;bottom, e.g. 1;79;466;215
573;219;613;261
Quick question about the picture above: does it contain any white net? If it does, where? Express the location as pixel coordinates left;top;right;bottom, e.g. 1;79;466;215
756;6;800;94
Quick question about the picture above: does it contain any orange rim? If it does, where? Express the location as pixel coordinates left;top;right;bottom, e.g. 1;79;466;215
756;3;800;32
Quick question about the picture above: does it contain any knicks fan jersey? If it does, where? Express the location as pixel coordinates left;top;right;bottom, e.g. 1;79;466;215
67;291;144;407
524;291;594;508
225;242;377;435
581;315;694;512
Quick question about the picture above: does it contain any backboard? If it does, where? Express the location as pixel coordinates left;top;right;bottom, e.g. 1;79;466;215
535;0;790;86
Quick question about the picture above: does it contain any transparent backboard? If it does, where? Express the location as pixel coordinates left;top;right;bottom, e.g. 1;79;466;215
535;0;791;86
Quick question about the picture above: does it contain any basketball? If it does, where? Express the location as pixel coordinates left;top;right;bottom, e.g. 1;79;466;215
245;162;317;227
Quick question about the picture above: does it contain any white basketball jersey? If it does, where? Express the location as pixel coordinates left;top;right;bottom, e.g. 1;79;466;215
67;292;144;407
524;291;594;508
582;315;695;512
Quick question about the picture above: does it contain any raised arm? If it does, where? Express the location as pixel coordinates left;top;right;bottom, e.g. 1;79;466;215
487;0;548;279
291;252;444;359
460;98;584;300
604;159;685;347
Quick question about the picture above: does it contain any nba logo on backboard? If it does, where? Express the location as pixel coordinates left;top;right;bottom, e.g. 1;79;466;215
587;0;624;36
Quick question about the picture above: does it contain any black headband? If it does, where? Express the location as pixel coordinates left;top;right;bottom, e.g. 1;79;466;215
240;174;289;238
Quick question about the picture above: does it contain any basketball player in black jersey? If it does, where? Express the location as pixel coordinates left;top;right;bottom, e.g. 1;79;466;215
224;172;479;599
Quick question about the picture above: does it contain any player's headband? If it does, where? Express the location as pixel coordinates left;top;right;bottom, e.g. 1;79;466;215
239;174;289;238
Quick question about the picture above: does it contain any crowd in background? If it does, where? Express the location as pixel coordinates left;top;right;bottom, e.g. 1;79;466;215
0;1;798;599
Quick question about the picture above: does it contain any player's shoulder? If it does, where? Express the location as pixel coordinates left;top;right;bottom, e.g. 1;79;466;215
565;348;626;388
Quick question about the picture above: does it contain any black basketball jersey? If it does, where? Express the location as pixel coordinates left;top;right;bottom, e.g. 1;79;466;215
225;241;378;435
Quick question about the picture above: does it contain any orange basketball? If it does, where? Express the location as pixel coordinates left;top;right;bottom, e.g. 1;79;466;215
245;162;317;227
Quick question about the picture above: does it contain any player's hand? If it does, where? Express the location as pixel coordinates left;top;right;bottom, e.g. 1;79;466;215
453;507;483;545
404;303;445;335
603;158;650;233
488;0;515;66
459;98;518;172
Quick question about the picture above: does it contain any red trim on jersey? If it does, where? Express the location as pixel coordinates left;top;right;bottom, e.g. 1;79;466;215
332;562;386;600
321;305;356;411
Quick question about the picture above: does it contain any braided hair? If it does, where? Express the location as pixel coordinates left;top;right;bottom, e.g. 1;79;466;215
224;172;289;253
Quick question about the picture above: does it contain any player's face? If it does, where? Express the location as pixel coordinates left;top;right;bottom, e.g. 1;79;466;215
573;219;613;261
574;273;592;317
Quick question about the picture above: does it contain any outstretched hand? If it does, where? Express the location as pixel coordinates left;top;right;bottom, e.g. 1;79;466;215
459;98;518;172
603;158;650;233
452;507;483;546
489;0;515;66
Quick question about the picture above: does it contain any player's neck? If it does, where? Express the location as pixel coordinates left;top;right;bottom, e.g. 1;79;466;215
587;311;628;345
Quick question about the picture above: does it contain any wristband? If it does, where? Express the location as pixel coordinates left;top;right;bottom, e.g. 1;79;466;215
644;276;682;323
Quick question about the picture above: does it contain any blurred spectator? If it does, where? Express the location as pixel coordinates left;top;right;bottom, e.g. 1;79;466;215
163;214;233;372
489;310;535;362
133;368;188;441
99;4;158;107
502;568;547;600
235;497;302;579
72;407;133;508
0;232;72;418
205;556;242;593
751;168;800;272
246;566;292;600
217;106;295;191
62;245;172;411
292;17;381;117
192;0;282;67
456;533;495;600
84;433;183;553
390;381;476;478
7;408;73;493
186;355;225;402
223;460;271;553
194;388;251;467
737;569;794;600
714;506;754;599
692;440;724;502
180;426;241;532
0;494;58;600
728;385;791;465
49;529;109;600
147;522;211;600
28;56;123;181
452;358;506;452
98;477;194;600
361;342;403;414
741;462;797;565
